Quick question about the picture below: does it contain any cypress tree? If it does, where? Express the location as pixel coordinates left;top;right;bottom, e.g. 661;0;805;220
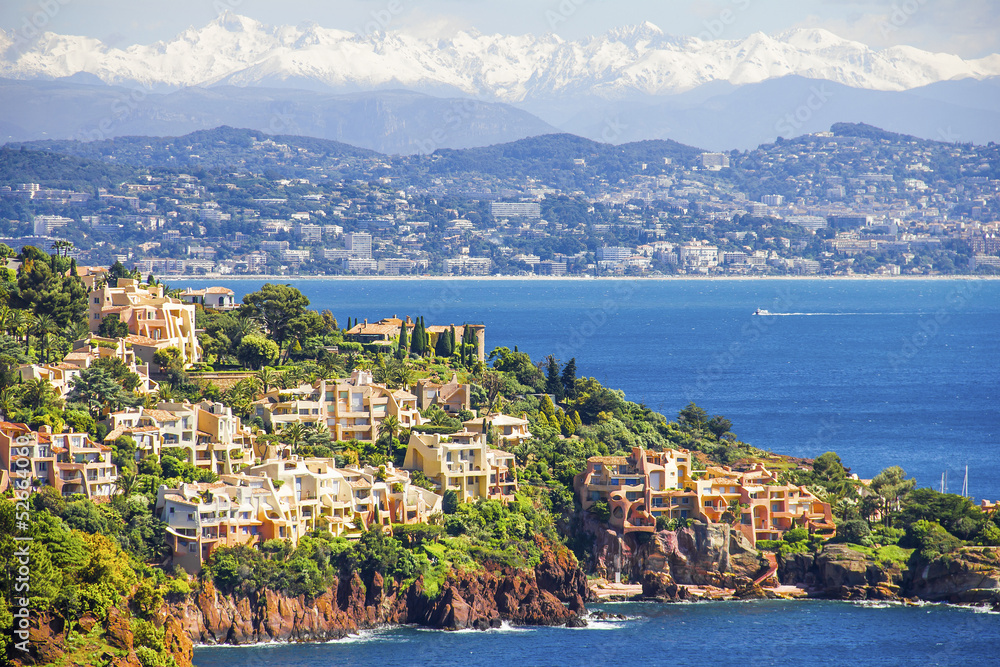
545;355;563;401
448;325;457;356
435;326;450;357
412;318;425;356
561;358;578;399
398;321;409;353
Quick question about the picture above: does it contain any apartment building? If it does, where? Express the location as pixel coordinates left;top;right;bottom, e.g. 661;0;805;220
403;429;517;503
155;478;275;573
574;447;834;546
414;375;471;415
105;401;255;474
575;447;695;534
0;424;117;501
88;278;201;365
157;456;444;572
253;371;424;443
19;336;159;399
462;414;532;447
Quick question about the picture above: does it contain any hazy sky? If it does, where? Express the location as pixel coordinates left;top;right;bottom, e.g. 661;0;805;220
3;0;998;58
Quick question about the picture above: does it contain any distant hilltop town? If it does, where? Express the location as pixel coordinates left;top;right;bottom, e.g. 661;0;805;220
1;123;998;277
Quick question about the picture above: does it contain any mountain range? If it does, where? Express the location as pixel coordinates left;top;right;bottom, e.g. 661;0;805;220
2;13;999;151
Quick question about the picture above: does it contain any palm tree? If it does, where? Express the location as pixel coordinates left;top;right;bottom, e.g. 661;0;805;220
378;414;400;445
0;305;12;336
232;316;260;346
320;356;346;380
113;469;138;498
32;313;57;363
0;387;18;419
19;378;58;411
10;311;31;353
283;366;306;388
62;320;90;343
281;422;305;449
255;367;279;393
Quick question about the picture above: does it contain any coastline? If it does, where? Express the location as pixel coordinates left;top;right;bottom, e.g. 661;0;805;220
161;274;1000;282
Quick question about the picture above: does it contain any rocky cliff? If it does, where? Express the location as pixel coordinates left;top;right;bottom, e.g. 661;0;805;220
175;541;588;647
780;544;1000;604
587;520;766;596
907;547;1000;604
12;540;588;667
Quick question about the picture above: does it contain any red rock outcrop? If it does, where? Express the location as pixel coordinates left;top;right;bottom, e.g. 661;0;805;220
167;539;588;648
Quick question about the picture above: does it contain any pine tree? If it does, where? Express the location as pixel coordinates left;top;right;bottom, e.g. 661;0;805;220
561;358;578;399
573;411;582;429
545;355;563;401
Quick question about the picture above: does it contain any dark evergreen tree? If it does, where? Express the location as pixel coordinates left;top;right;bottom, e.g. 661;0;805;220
561;357;578;399
411;318;425;356
435;325;450;357
545;355;563;401
398;320;409;355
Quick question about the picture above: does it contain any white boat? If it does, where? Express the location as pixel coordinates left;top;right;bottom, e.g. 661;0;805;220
753;308;770;316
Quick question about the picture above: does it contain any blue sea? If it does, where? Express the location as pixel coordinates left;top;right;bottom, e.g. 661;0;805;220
182;278;1000;499
180;278;1000;665
192;601;999;666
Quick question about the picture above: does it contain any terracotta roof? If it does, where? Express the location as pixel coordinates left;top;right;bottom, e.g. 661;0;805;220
205;286;234;295
125;334;160;346
0;421;31;433
588;456;629;465
103;427;124;441
346;323;399;337
144;409;180;422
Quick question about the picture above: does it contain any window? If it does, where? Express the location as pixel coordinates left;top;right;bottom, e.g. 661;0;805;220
169;507;175;514
187;513;194;521
188;543;197;553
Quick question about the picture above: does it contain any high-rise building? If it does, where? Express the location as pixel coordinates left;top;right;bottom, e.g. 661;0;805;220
345;232;372;259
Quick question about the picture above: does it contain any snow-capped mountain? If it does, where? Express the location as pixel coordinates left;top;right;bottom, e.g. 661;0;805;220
2;13;998;100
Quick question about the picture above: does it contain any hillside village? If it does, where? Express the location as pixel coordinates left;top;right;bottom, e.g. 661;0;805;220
0;263;854;579
1;123;998;277
1;250;1000;667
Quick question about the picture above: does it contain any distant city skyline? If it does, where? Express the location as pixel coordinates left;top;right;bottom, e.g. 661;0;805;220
2;0;998;58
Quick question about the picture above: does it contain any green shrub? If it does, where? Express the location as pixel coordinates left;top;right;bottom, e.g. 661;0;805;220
836;520;873;546
783;527;809;544
135;646;162;667
756;539;783;552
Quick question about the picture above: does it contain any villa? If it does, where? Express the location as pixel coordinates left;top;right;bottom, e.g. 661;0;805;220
403;429;518;503
345;316;486;362
574;446;835;546
88;278;201;365
105;401;256;475
0;424;117;501
18;336;159;399
156;456;443;572
178;286;237;310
